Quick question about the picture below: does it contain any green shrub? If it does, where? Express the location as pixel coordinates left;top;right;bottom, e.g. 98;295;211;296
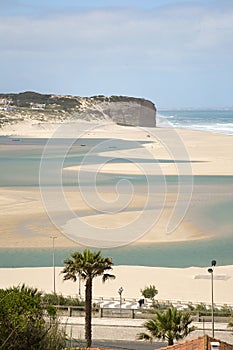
42;293;84;307
0;285;66;350
141;285;158;301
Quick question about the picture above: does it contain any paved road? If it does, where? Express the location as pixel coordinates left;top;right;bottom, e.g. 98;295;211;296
70;339;166;350
61;317;233;346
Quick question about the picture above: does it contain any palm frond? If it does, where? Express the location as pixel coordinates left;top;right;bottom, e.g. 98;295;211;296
136;332;153;342
138;307;195;345
102;273;116;283
62;249;115;283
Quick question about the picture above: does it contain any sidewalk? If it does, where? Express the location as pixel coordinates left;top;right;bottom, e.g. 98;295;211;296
60;317;233;344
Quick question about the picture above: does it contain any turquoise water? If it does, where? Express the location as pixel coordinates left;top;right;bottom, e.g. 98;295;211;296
0;235;233;268
0;137;152;186
0;127;232;268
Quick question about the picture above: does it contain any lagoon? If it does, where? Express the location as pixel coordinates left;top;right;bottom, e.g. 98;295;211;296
0;132;232;268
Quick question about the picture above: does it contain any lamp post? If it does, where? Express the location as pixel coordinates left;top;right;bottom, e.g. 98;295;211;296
118;287;123;315
208;259;216;338
50;236;57;294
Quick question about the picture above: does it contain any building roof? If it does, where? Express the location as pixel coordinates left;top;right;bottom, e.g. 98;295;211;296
158;335;233;350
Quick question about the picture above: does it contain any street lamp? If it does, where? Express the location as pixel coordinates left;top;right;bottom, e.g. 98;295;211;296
208;259;216;338
50;236;57;294
118;287;123;314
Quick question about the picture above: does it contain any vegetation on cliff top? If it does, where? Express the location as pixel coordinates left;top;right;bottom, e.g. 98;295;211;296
0;91;153;111
0;91;156;128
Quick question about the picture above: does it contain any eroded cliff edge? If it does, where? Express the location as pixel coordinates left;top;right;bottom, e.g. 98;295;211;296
0;92;156;128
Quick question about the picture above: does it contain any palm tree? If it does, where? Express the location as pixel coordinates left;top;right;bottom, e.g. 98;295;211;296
62;249;115;347
137;306;195;345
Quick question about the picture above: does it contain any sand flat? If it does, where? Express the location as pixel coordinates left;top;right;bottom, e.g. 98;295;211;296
0;121;232;175
0;186;211;248
0;121;232;248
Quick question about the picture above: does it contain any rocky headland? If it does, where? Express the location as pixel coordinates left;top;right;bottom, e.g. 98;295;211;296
0;91;156;129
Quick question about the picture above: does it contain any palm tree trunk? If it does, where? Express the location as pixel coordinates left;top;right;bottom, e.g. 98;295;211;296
168;338;174;346
85;276;92;348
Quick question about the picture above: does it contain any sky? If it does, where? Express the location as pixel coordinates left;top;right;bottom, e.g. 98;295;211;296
1;0;233;108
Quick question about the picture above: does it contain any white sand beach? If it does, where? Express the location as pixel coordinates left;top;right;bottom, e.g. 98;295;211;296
0;265;232;305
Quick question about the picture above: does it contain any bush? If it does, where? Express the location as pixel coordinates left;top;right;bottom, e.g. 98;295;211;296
141;285;158;301
42;293;84;307
0;285;66;350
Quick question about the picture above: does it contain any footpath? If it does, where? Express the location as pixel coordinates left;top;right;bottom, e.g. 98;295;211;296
59;317;233;344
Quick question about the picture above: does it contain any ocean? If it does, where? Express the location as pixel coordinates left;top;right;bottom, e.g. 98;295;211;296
157;109;233;135
0;109;232;268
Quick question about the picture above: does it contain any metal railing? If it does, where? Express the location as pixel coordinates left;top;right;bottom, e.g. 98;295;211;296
93;297;233;309
52;305;233;323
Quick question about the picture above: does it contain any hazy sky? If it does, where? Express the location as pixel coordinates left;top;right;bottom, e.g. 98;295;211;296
1;0;233;108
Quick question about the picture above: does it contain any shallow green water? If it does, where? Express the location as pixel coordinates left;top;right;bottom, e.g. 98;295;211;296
0;235;232;268
0;136;232;267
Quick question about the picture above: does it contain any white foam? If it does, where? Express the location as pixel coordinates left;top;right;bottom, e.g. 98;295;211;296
157;114;233;135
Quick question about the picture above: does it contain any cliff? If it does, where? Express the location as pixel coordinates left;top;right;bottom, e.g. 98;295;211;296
0;92;156;128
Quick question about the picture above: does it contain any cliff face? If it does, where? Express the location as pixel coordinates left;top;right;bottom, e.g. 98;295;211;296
0;92;156;128
97;99;156;127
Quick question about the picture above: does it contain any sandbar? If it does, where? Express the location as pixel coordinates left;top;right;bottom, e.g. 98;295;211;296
0;120;232;248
